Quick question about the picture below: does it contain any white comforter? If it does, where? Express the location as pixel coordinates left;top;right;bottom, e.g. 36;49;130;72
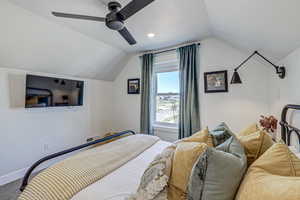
72;140;171;200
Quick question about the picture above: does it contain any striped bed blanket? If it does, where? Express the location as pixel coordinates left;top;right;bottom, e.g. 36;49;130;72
18;134;160;200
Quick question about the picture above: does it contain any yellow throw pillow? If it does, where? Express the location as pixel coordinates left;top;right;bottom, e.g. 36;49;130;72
236;143;300;200
180;128;214;147
168;142;208;200
238;130;273;166
239;123;259;136
93;132;129;147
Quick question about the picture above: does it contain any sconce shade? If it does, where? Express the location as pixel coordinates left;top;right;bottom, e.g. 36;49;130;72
231;71;242;84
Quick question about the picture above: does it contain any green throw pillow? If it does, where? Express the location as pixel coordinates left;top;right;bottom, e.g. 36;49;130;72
187;135;247;200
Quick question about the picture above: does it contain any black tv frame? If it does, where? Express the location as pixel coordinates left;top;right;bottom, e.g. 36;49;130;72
25;74;84;108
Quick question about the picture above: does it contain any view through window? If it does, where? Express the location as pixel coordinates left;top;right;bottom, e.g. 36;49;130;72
155;71;179;125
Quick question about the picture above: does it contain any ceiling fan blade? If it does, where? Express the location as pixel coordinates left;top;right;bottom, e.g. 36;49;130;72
118;0;155;20
118;27;137;45
52;12;106;22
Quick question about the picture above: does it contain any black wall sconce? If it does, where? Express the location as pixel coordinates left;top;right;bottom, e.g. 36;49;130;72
231;51;286;84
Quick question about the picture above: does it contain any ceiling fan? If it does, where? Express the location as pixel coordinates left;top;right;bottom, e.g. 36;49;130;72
52;0;155;45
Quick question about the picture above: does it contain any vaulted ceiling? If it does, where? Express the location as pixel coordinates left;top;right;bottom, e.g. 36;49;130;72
1;0;300;81
204;0;300;61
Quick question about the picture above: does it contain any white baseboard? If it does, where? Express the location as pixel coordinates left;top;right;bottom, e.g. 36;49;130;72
0;160;59;186
0;154;74;186
0;165;47;186
0;167;28;186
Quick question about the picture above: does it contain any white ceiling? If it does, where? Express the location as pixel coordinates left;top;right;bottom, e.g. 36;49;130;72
204;0;300;61
1;0;130;81
2;0;300;80
9;0;211;53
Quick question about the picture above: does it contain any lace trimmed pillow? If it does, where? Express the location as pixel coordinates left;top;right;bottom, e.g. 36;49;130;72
127;145;176;200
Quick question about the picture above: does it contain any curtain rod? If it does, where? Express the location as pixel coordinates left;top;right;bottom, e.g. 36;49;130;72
140;41;201;56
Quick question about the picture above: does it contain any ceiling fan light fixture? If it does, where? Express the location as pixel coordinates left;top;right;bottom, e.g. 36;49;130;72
147;33;155;38
51;0;156;45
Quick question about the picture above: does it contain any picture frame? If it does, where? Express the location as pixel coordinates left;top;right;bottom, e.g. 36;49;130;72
204;70;228;93
127;78;140;94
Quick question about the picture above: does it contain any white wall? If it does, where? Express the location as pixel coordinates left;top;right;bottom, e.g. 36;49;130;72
270;47;300;116
199;38;270;132
269;47;300;148
112;56;141;133
112;38;271;140
0;68;113;184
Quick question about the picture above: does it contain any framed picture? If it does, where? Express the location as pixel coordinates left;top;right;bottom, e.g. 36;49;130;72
204;70;228;93
128;78;140;94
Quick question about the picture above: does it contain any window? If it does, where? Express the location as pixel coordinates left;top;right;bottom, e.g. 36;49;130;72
153;52;180;128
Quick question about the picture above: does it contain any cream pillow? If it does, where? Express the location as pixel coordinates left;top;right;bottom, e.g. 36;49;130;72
238;130;273;166
128;145;176;200
236;143;300;200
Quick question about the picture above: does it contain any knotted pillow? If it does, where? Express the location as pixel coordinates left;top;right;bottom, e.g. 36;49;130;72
237;126;274;166
168;142;209;200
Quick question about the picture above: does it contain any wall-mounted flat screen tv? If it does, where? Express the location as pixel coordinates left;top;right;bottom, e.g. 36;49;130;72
25;75;84;108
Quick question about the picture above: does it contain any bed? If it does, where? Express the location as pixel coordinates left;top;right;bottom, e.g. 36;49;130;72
19;131;173;200
19;104;300;200
72;140;170;200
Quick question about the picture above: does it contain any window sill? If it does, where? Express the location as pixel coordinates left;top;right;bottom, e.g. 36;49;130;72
153;124;178;134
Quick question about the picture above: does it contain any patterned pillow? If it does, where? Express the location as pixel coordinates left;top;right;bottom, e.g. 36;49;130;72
210;122;233;146
129;142;211;200
127;145;176;200
236;143;300;200
187;135;247;200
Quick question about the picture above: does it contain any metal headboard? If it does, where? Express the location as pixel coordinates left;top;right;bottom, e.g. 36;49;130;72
280;104;300;146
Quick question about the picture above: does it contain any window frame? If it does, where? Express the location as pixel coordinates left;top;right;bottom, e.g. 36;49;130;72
153;53;180;129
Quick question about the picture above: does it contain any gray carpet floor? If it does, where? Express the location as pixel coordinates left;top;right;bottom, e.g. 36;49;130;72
0;172;39;200
0;178;22;200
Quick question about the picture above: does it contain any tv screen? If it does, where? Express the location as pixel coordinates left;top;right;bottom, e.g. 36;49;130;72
25;75;84;108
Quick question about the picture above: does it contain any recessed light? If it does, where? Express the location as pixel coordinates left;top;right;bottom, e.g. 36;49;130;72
147;33;155;38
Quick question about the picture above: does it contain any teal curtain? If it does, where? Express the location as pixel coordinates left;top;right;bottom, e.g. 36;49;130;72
140;53;154;135
178;44;201;139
